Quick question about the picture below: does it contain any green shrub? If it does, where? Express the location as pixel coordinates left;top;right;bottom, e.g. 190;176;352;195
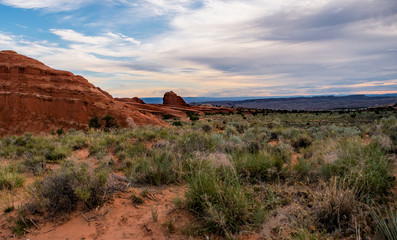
44;145;68;162
127;150;178;186
321;140;395;200
379;116;397;148
89;116;101;129
102;115;118;129
176;131;216;153
294;157;316;181
232;152;283;182
56;128;64;135
185;164;265;236
172;121;182;126
0;166;24;190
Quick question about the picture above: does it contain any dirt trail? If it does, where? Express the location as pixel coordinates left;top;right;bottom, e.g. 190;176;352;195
1;185;194;240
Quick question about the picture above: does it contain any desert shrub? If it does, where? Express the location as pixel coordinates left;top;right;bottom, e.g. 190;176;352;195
127;150;178;186
320;139;395;200
229;121;249;134
23;156;46;175
201;124;212;133
162;114;174;120
35;170;79;216
102;115;118;130
312;179;357;233
294;157;316;182
232;152;283;182
29;163;110;217
270;143;293;163
243;127;269;143
222;135;244;154
244;141;262;154
89;116;101;129
172;121;182;126
372;134;393;152
224;125;238;137
56;128;64;135
61;132;88;150
308;125;361;140
9;209;33;236
176;131;216;154
291;133;313;151
0;166;24;190
185;164;265;236
379;116;397;149
124;142;148;159
187;112;200;121
0;135;70;164
269;128;283;140
267;118;281;129
44;145;68;162
87;134;112;159
132;126;159;142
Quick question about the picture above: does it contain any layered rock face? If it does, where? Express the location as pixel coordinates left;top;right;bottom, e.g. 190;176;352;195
0;50;163;135
163;91;188;107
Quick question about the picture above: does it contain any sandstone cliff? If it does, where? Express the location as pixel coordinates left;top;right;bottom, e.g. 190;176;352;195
0;50;164;134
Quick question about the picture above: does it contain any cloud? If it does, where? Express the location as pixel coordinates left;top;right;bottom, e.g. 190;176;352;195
1;0;397;97
0;0;94;11
50;29;140;46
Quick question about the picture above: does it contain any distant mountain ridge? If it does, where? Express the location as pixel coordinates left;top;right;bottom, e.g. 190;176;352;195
191;94;397;111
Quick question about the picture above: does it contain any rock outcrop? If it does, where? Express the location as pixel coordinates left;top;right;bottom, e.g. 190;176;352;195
163;91;188;107
0;50;164;135
116;97;145;104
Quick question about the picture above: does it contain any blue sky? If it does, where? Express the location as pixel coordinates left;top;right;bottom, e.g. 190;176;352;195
0;0;396;97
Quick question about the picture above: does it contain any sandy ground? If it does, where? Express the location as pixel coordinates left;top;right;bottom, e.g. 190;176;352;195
1;185;196;240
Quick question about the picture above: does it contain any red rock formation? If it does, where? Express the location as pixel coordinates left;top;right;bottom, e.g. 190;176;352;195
116;97;145;104
0;50;164;135
163;91;188;107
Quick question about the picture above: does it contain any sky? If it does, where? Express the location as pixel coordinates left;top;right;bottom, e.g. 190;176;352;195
0;0;396;97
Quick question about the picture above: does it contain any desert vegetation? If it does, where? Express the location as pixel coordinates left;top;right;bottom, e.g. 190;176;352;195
0;109;396;239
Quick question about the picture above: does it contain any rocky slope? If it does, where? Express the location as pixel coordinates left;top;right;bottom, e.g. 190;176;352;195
0;50;164;135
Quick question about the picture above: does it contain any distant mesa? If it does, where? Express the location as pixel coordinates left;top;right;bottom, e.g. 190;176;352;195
163;91;189;107
0;50;164;135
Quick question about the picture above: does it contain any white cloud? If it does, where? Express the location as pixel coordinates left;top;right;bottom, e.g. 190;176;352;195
0;0;93;11
49;29;141;58
50;29;109;44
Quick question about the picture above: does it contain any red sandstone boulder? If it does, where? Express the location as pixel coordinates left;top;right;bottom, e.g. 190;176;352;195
163;91;188;107
0;50;164;135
